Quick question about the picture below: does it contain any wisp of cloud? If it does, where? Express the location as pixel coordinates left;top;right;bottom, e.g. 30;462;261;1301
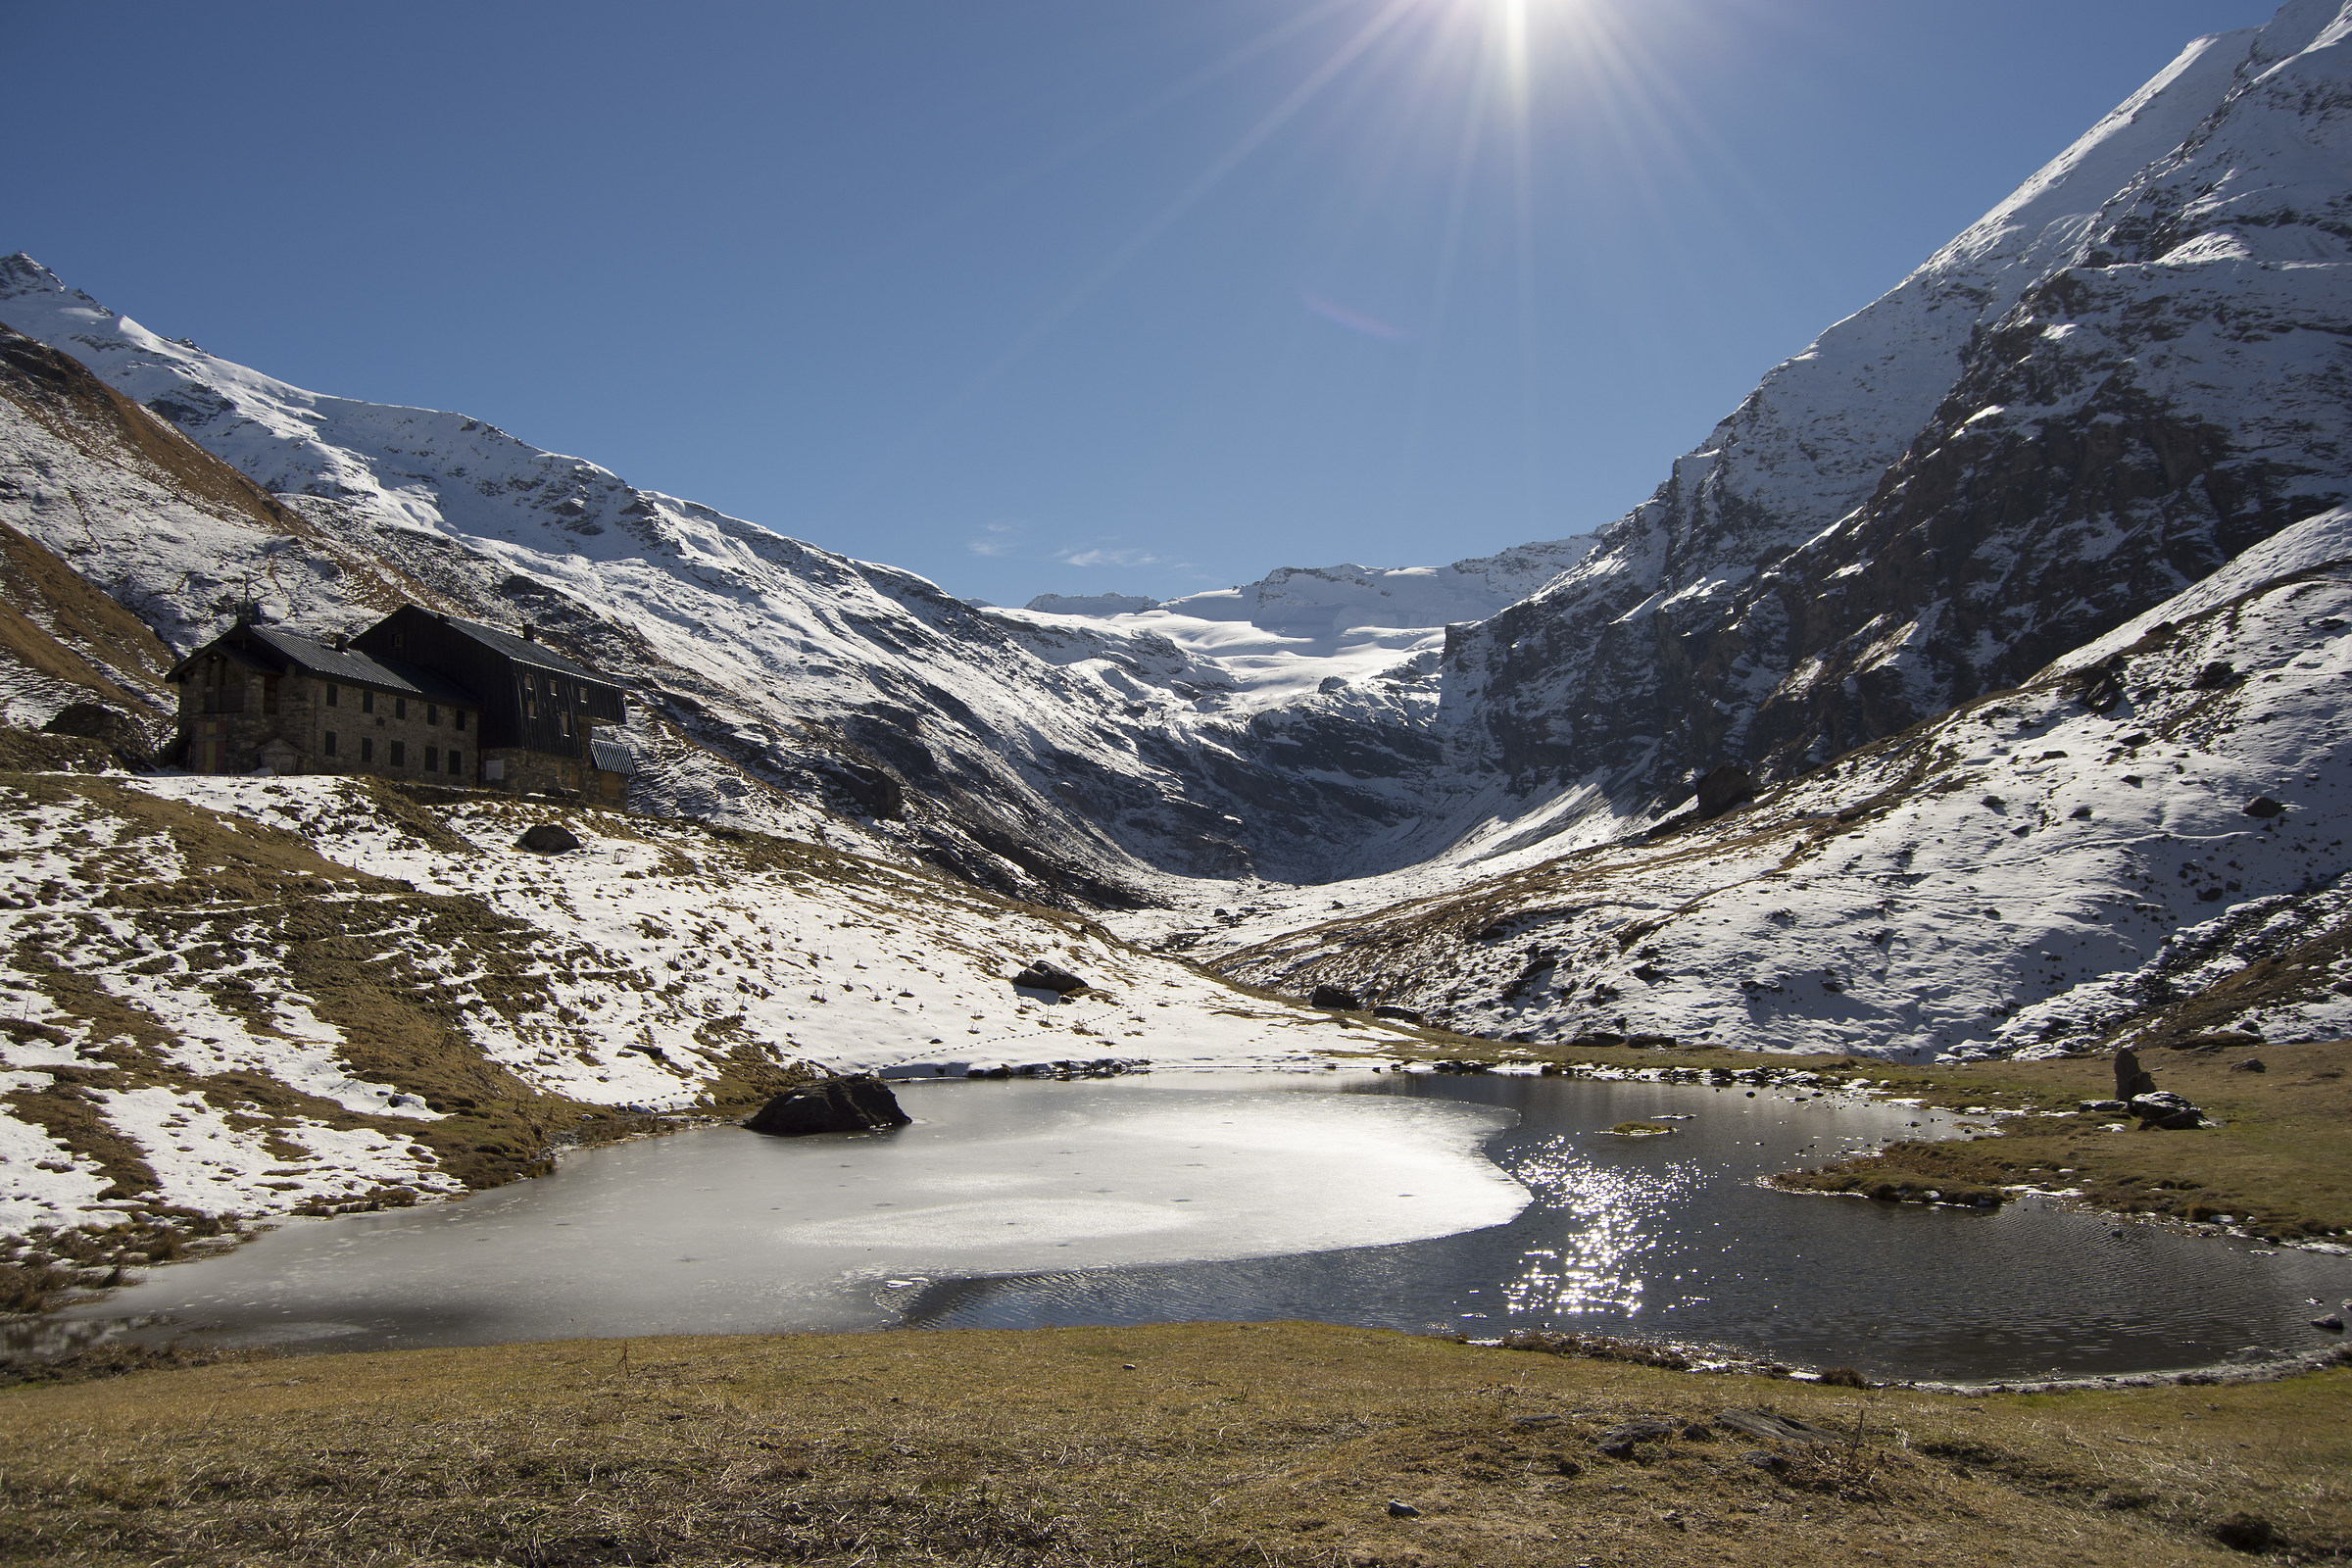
1302;292;1410;341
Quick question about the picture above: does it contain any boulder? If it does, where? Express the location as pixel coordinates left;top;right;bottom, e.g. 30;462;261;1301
744;1074;911;1136
2242;796;2286;819
40;701;154;765
1372;1004;1426;1025
2113;1046;2158;1101
1717;1409;1836;1447
1309;984;1362;1010
517;822;581;854
2176;1031;2263;1054
1694;764;1756;818
2128;1091;2208;1130
1595;1418;1677;1458
2193;660;2241;690
1010;960;1090;995
2230;1057;2267;1074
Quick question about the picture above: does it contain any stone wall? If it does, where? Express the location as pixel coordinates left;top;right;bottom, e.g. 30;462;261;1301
178;672;478;784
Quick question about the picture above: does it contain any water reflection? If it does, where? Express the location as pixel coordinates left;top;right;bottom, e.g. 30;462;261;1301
1493;1136;1699;1319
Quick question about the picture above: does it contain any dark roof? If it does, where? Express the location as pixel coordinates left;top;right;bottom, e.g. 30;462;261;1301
171;625;476;707
426;612;613;685
590;735;637;775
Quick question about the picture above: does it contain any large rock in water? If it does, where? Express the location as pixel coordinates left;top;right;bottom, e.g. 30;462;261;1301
744;1074;911;1136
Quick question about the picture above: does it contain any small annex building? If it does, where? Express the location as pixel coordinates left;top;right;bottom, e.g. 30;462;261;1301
168;606;633;803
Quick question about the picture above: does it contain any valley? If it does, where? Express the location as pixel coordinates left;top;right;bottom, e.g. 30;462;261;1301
0;0;2348;1426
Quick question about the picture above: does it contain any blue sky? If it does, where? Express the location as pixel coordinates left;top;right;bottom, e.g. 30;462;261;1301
6;0;2282;607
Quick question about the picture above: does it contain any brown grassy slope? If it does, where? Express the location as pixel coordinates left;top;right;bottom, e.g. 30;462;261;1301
0;772;658;1210
0;323;303;541
0;320;445;621
0;518;174;719
1;1323;2344;1567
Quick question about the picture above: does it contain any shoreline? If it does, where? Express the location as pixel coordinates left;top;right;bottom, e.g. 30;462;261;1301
10;1065;2347;1392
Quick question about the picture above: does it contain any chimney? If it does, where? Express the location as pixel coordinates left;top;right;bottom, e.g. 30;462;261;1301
521;623;538;642
332;632;350;652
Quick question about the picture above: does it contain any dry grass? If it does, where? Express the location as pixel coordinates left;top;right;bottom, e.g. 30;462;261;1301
1765;1037;2352;1239
0;1322;2345;1566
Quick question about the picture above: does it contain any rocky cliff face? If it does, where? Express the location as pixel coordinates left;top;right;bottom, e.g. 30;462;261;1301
1434;7;2352;835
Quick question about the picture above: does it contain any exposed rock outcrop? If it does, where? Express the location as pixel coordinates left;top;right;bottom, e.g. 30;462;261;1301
1011;960;1091;995
744;1074;912;1137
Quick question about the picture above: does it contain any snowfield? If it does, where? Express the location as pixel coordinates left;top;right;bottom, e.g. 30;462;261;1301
1209;512;2352;1061
0;774;1407;1235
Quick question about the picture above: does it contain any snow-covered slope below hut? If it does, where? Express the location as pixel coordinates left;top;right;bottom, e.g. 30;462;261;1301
0;775;1406;1238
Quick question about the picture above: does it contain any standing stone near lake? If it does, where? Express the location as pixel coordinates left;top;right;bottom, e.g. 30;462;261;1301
2114;1046;2158;1102
744;1074;911;1136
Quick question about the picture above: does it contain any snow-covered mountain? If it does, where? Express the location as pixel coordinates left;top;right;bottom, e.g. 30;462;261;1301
1217;504;2352;1059
1429;6;2352;847
0;272;1436;891
1000;538;1596;711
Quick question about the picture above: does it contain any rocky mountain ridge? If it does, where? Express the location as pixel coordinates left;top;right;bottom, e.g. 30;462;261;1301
1429;5;2352;844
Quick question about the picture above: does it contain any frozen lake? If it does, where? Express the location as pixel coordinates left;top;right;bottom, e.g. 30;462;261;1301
46;1073;2352;1382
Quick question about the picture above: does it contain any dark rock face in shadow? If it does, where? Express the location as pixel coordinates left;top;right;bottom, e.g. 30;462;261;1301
40;702;155;766
744;1074;912;1137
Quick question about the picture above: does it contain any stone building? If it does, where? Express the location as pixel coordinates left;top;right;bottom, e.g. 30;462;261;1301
167;607;632;803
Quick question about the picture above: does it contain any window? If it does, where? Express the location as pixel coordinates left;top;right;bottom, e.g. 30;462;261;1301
360;737;374;763
325;683;339;707
560;710;571;738
395;697;408;720
323;731;337;757
455;710;466;732
448;749;463;776
426;704;439;725
390;740;406;767
362;689;375;714
424;746;439;772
